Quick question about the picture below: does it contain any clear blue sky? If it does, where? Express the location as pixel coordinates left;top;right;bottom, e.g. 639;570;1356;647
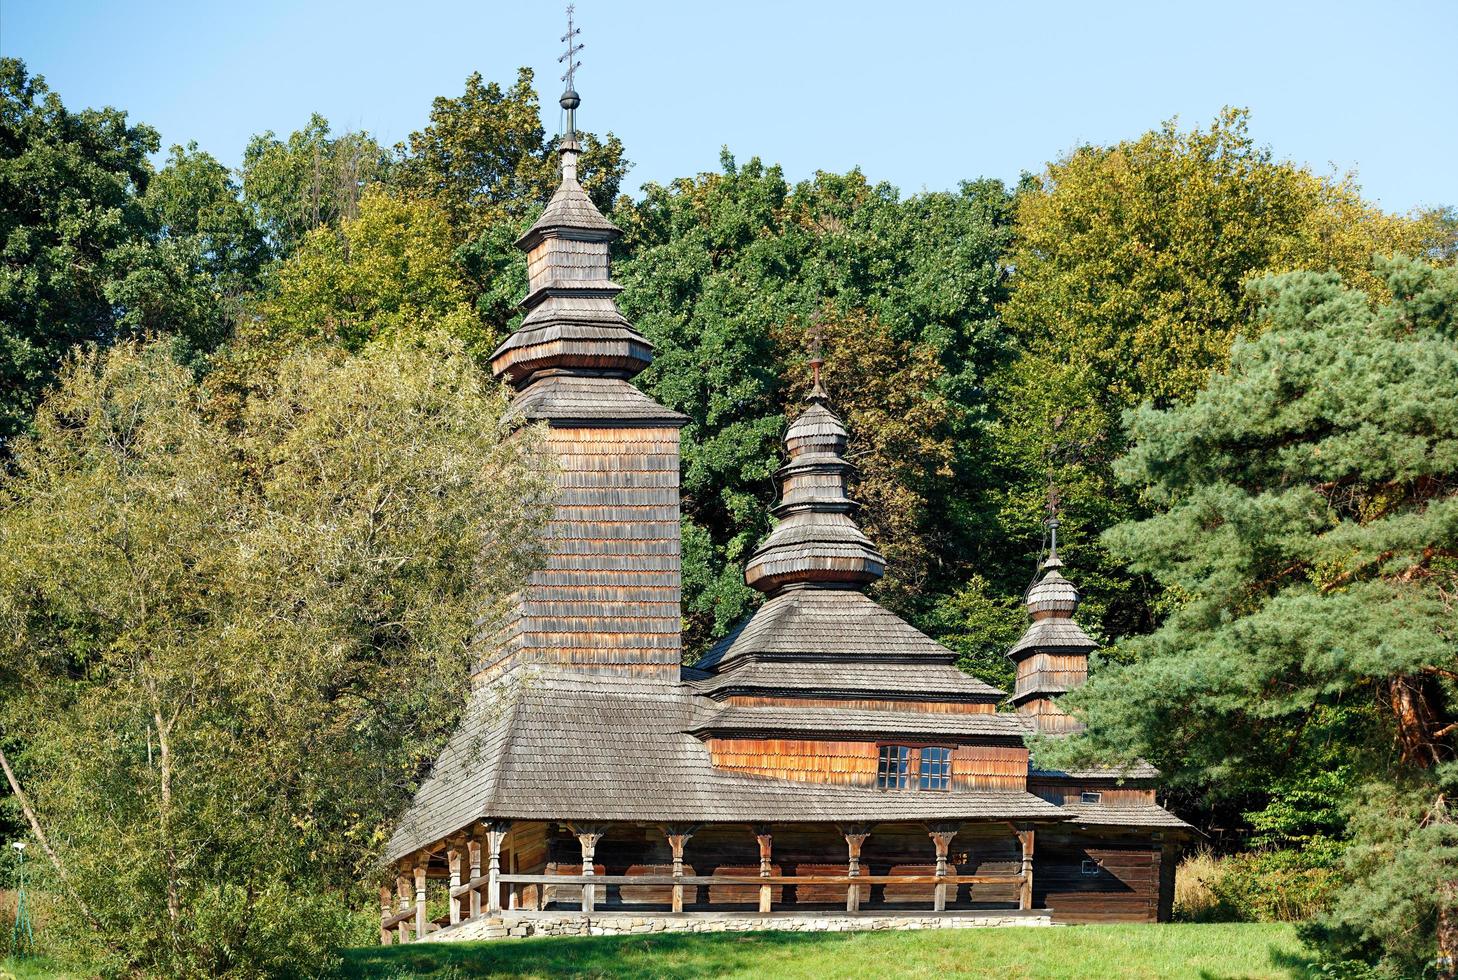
4;0;1455;213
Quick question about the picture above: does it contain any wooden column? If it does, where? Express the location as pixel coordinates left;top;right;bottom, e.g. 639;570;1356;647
446;841;463;926
842;826;870;913
928;825;959;913
467;837;483;920
665;825;696;914
379;886;393;945
754;827;774;914
486;821;511;915
1016;825;1036;911
395;875;412;943
574;826;605;914
413;864;428;939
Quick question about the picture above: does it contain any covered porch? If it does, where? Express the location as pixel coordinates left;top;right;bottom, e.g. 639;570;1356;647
380;818;1048;944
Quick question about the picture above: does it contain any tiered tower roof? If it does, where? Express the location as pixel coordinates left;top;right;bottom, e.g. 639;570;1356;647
743;372;885;595
489;92;657;405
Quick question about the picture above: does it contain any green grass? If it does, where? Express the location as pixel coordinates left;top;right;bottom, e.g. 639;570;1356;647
341;922;1319;979
0;956;92;980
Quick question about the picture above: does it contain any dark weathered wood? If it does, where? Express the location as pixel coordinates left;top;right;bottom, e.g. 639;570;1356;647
495;873;1023;886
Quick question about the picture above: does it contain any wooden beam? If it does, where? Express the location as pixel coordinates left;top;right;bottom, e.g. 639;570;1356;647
754;827;774;914
927;824;960;913
413;864;428;940
842;828;870;913
1016;825;1036;911
664;825;696;914
395;874;412;944
485;821;511;915
378;886;393;945
495;872;1023;886
572;825;606;914
446;843;463;926
467;838;482;920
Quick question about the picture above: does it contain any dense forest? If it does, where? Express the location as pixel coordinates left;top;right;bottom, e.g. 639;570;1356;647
1;56;1455;976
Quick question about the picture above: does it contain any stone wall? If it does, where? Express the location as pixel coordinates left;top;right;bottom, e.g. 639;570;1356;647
423;909;1053;943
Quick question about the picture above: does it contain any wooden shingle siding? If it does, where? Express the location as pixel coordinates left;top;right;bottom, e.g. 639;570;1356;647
723;696;993;715
951;746;1031;791
481;424;683;679
709;738;878;785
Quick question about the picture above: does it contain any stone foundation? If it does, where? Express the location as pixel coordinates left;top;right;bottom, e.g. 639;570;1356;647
423;909;1054;942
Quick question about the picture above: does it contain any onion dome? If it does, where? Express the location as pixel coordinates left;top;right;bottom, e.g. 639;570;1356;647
744;381;885;595
1024;556;1080;618
490;118;654;388
1008;555;1096;663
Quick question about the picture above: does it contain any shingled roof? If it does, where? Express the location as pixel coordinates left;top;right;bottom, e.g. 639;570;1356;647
385;670;1066;861
691;659;1002;701
688;704;1031;743
697;589;969;671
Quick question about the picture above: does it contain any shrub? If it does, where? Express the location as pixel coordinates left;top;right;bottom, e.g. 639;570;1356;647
1175;847;1341;923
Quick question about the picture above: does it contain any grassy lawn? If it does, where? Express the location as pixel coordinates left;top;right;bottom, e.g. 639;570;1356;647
341;922;1317;979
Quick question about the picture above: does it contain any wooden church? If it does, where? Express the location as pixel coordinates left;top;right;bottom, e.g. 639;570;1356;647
379;68;1187;942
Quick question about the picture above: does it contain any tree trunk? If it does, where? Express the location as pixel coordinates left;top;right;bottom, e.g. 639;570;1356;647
153;711;182;934
0;741;105;934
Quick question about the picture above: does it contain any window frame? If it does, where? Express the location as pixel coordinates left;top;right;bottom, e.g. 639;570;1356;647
876;743;955;792
1080;790;1103;804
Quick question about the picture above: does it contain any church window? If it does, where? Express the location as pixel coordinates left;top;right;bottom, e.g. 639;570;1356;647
876;745;912;789
918;746;952;790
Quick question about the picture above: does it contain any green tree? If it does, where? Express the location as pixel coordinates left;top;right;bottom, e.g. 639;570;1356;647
391;68;627;244
240;113;389;258
256;186;488;355
614;153;1013;652
0;59;156;445
974;109;1445;679
1043;258;1458;974
0;334;552;976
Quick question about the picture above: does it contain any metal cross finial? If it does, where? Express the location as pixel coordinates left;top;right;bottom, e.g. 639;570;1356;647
559;6;583;90
807;314;827;399
557;6;584;136
1045;482;1062;559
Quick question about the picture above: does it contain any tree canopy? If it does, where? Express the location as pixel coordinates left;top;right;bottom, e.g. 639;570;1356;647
1044;257;1458;973
0;335;552;976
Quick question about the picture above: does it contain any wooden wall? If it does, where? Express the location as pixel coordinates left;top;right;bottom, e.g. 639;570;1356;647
1028;780;1156;807
537;822;1029;911
706;738;1028;791
722;695;993;715
1014;652;1087;697
481;425;682;679
1014;697;1082;734
1033;828;1173;923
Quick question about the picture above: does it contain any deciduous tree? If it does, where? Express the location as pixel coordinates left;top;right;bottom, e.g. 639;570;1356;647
0;334;552;976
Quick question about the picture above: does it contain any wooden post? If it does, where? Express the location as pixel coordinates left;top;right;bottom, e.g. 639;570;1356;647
379;885;393;945
574;826;604;914
1016;825;1036;911
843;827;870;913
446;842;463;926
395;874;412;943
928;825;959;913
754;827;774;914
486;821;511;915
413;864;428;939
665;826;695;914
467;838;483;920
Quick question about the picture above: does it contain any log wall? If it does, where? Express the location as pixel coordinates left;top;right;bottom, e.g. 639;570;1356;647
1032;829;1172;923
